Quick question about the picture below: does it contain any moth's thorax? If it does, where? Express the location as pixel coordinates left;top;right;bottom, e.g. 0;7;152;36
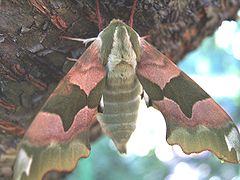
107;25;137;78
99;19;142;78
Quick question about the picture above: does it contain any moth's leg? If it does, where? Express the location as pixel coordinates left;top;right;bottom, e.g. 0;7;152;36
98;97;104;113
66;57;78;62
142;91;152;107
61;36;97;46
141;35;151;40
61;36;97;61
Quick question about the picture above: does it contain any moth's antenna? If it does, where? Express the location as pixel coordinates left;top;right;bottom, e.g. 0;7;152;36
96;0;103;31
129;0;137;28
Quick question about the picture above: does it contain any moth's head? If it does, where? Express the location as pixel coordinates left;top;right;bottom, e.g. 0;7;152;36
99;19;142;65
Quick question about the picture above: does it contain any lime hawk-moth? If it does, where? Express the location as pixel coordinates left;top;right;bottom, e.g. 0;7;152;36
13;3;240;180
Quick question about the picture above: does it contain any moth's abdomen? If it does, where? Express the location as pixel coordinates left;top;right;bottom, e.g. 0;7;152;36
97;74;142;153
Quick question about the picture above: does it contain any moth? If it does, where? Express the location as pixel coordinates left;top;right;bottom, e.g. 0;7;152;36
13;3;240;180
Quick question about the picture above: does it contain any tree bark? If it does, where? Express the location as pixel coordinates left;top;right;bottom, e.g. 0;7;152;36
0;0;239;179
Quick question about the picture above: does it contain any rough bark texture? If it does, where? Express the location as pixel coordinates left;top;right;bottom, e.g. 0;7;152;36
0;0;239;179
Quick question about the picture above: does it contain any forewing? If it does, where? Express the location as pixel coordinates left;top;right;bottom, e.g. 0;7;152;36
136;39;240;163
13;40;106;180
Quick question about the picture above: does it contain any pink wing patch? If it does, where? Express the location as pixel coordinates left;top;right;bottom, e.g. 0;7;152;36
155;97;230;128
137;39;181;89
25;107;97;145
